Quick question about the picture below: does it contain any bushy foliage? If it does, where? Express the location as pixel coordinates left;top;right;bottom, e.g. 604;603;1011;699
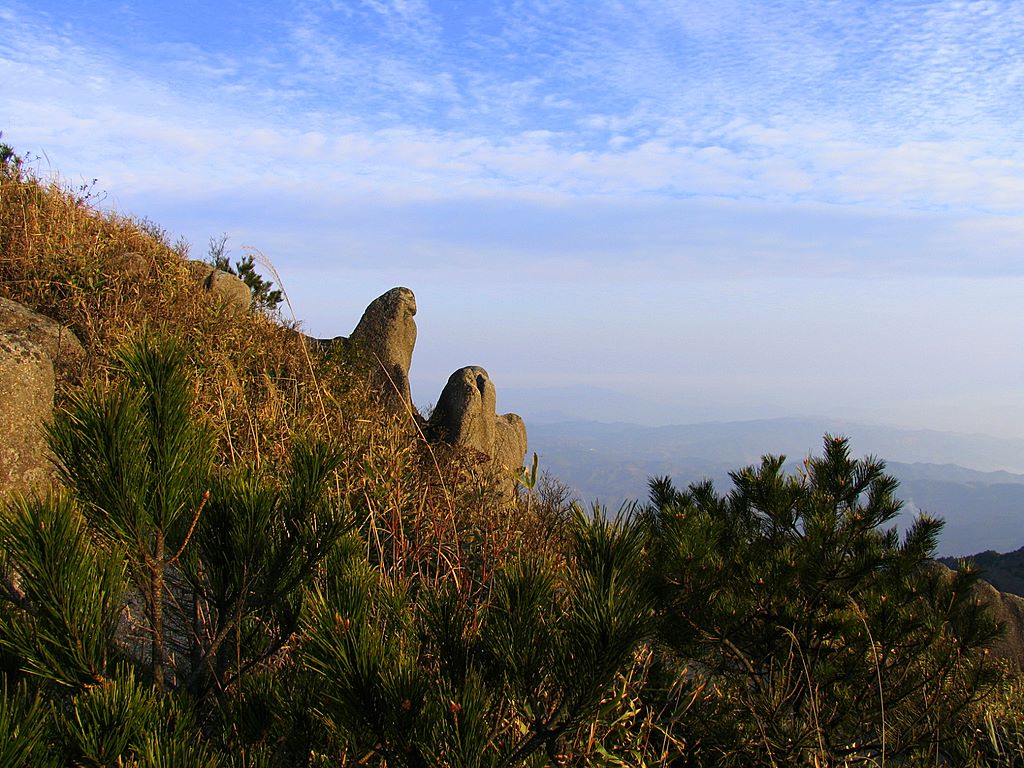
640;437;1003;765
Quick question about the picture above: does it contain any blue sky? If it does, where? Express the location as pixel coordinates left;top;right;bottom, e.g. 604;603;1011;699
3;0;1023;438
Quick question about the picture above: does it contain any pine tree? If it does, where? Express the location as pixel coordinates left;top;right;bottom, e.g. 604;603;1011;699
47;336;215;691
302;505;653;766
642;435;1001;765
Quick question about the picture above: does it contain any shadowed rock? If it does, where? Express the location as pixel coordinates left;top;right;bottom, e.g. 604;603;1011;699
428;366;528;474
0;297;85;385
0;334;54;497
933;562;1024;671
429;366;496;453
187;260;251;313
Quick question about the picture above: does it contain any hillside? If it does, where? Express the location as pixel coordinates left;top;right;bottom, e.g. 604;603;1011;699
942;548;1024;598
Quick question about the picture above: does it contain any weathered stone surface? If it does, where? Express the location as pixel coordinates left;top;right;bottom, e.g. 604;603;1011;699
0;297;85;384
347;287;418;416
428;366;528;473
0;335;54;497
430;366;496;453
974;577;1024;670
187;260;251;313
494;413;528;475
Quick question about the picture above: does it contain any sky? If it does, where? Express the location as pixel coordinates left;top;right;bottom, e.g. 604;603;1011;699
2;0;1023;439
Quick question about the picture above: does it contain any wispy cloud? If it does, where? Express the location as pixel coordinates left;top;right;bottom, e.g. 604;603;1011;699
6;0;1024;214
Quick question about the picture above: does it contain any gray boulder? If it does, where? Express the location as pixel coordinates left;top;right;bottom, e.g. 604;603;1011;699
429;366;496;453
187;260;251;313
0;334;54;497
346;287;418;416
0;297;85;385
932;562;1024;671
428;366;528;474
967;573;1024;671
494;413;529;477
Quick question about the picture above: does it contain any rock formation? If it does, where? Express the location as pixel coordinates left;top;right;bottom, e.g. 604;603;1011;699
0;299;85;497
347;287;418;417
0;284;529;503
312;287;529;479
427;366;528;474
187;260;251;313
932;561;1024;671
977;578;1024;670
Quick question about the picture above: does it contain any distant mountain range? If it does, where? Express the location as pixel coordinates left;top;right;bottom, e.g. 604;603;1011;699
940;548;1024;597
525;418;1024;558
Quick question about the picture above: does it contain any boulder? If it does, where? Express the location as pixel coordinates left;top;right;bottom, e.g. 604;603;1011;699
346;287;418;416
0;297;85;385
494;413;528;477
187;260;251;313
428;366;528;473
972;577;1024;670
429;366;496;453
932;562;1024;671
0;334;54;497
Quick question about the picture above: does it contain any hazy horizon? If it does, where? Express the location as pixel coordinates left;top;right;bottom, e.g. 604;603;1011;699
4;1;1022;441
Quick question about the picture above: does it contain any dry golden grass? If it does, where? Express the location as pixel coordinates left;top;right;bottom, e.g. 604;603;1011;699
0;149;556;595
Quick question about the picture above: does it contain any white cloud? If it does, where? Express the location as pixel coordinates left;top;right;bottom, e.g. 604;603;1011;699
4;0;1024;439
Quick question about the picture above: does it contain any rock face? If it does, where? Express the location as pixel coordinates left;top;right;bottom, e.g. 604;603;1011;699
346;287;418;416
0;299;87;498
933;562;1024;671
972;577;1024;670
428;366;528;473
0;332;56;497
187;260;251;313
494;413;529;477
0;297;85;385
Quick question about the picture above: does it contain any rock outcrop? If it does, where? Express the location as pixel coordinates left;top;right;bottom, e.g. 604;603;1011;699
427;366;528;473
312;287;528;480
0;297;85;385
0;285;529;502
0;299;86;497
347;287;418;416
187;260;251;313
933;562;1024;671
967;574;1024;670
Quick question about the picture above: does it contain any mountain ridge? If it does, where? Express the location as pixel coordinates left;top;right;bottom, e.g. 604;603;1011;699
527;418;1024;558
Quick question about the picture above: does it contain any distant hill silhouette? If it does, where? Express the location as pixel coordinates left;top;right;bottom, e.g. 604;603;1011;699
941;548;1024;597
527;418;1024;558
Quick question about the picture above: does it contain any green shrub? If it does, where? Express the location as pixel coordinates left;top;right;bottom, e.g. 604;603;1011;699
642;436;1002;766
